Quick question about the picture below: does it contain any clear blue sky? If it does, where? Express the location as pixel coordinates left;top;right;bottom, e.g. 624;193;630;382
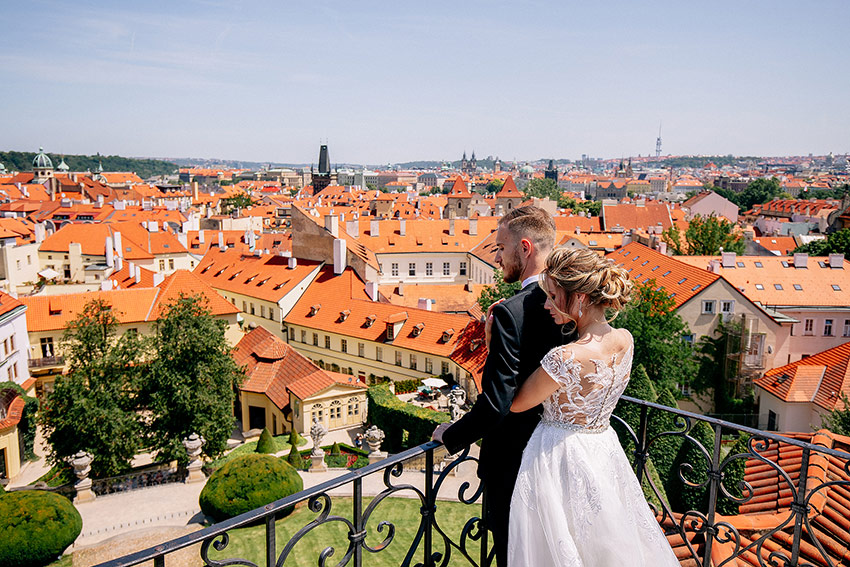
2;1;848;164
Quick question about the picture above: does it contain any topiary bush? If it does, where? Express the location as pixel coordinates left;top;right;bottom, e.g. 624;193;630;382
0;490;82;567
199;454;303;522
367;384;449;452
394;379;421;394
288;427;305;447
256;428;275;454
329;441;342;455
286;441;305;469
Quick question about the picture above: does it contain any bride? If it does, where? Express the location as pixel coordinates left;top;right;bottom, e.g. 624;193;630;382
505;248;679;566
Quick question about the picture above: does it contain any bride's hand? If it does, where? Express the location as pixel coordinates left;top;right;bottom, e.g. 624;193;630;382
484;299;504;350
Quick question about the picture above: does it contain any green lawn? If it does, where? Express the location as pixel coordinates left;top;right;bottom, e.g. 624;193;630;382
207;497;488;567
207;434;307;470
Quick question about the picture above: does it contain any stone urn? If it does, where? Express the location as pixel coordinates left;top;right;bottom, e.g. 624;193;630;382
364;425;387;463
69;451;95;504
309;417;328;472
182;433;206;483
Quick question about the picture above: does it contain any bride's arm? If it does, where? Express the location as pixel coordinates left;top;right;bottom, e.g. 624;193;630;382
511;365;559;412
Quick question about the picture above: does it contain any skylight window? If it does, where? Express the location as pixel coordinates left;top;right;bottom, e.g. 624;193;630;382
662;270;671;277
678;278;687;284
201;265;211;274
793;284;803;290
623;251;630;257
755;284;764;290
833;285;842;291
691;284;701;291
774;284;783;290
754;262;763;268
736;262;744;267
641;260;649;266
781;261;789;268
651;266;659;271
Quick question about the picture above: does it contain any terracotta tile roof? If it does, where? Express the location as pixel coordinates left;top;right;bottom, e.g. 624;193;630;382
752;236;798;255
107;263;156;289
0;393;24;431
0;290;26;319
150;270;239;319
554;215;602;234
343;217;498;254
495;176;523;198
378;282;484;313
449;319;487;392
234;326;365;408
285;266;473;358
99;172;143;184
447;177;472;198
606;243;720;308
194;248;322;303
601;202;673;232
676;254;850;307
39;222;154;260
757;340;850;411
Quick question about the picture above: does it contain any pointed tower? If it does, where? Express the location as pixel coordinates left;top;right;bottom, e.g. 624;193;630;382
32;147;54;181
545;159;558;183
311;144;332;195
444;176;473;219
495;175;524;215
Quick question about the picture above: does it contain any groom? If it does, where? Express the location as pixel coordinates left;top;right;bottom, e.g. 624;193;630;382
433;206;573;567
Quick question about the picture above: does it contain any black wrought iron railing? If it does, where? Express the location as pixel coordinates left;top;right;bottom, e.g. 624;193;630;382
27;354;65;368
93;396;850;567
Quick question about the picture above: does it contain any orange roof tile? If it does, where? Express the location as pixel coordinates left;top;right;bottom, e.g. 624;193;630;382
757;341;850;411
495;176;523;198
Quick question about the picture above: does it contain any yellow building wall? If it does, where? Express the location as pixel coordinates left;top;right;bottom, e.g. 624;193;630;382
239;391;290;435
0;426;21;480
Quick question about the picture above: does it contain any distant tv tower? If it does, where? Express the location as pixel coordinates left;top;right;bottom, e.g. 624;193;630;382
655;122;662;158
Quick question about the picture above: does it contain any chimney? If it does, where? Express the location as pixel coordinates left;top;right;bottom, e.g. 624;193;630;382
658;241;667;255
114;232;123;258
100;280;112;291
324;215;339;237
192;180;199;201
449;218;455;236
621;232;633;247
153;273;164;286
288;257;297;269
96;195;104;208
399;219;406;236
198;229;205;244
135;268;141;284
708;259;721;274
575;226;581;235
333;238;347;275
34;223;45;243
417;298;433;311
148;220;158;232
105;236;114;268
469;218;478;236
365;281;379;301
829;253;844;269
115;256;123;271
721;251;736;268
218;231;225;249
793;252;808;268
346;220;359;238
128;262;135;278
398;282;404;296
370;219;379;237
177;233;188;248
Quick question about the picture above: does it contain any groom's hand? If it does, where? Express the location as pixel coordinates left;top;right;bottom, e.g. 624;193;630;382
484;298;505;350
432;422;451;443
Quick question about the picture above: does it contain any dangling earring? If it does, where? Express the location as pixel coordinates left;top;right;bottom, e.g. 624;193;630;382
578;301;583;319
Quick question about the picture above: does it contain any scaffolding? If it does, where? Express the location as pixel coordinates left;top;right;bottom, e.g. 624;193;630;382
725;313;767;398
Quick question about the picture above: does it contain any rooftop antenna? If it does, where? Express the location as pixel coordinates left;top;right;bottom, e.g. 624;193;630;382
655;122;662;158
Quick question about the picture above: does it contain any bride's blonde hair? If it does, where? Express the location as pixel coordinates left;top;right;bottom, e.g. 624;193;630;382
542;247;632;318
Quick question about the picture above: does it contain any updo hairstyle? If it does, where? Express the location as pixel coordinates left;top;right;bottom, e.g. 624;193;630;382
543;247;633;315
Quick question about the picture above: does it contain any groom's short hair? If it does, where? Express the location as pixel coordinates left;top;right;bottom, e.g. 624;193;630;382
499;206;556;251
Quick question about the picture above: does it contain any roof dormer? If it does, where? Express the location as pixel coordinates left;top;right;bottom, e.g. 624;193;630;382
309;304;321;316
412;322;425;337
364;314;376;328
385;312;408;341
441;328;455;343
339;309;350;322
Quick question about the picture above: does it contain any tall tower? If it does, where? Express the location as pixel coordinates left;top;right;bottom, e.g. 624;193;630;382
311;144;332;195
655;122;662;158
544;159;558;183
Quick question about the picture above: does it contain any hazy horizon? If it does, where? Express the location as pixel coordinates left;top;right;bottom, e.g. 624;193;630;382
3;1;848;164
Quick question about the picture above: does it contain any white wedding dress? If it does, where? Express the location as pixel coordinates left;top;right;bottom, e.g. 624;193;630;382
507;339;680;566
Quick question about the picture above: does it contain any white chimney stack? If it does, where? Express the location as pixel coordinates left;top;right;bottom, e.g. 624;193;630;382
370;219;380;237
793;252;808;268
449;218;455;236
398;282;404;296
148;220;158;232
346;220;359;238
417;298;433;311
115;256;123;271
288;257;297;269
399;219;406;236
153;273;164;286
333;238;347;275
198;229;205;244
324;215;339;237
135;269;141;284
469;218;478;236
105;236;114;268
128;262;135;278
365;281;379;301
218;231;225;249
829;253;844;269
177;233;188;248
721;251;736;268
114;232;123;258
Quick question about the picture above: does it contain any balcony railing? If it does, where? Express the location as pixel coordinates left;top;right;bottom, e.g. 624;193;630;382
94;396;850;567
27;355;65;368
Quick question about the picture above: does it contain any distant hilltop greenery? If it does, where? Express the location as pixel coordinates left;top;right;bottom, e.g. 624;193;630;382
646;155;763;169
0;150;178;180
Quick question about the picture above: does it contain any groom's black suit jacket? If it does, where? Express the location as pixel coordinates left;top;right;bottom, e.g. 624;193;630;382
442;282;572;545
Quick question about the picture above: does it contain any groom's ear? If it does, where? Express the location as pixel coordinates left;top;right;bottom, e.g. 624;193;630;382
520;238;533;258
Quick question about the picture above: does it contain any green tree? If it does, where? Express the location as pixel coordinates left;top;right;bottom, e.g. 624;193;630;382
737;178;782;211
793;228;850;260
139;294;245;464
476;269;521;311
484;179;504;194
522;178;560;201
256;428;275;454
40;299;145;477
612;279;698;393
220;192;253;214
661;224;686;255
821;393;850;435
685;214;744;255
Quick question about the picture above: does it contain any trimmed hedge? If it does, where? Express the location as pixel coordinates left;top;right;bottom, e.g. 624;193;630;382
199;454;303;522
256;428;275;454
367;384;449;453
0;381;39;461
0;490;82;567
394;379;421;394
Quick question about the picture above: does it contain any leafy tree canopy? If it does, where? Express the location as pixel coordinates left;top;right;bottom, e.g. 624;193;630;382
736;178;783;211
522;178;560;201
612;279;698;393
0;150;176;179
821;393;850;435
220;192;254;214
477;269;521;311
793;228;850;260
663;214;744;256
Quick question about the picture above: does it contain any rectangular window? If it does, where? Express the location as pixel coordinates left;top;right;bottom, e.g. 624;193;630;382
313;333;319;346
443;262;450;276
425;358;433;373
720;300;735;314
250;303;255;315
242;301;247;312
341;339;347;353
376;347;382;362
844;319;850;338
159;259;165;271
395;351;402;366
41;337;54;358
701;300;716;314
168;258;175;270
804;319;814;335
824;319;834;336
441;361;450;376
358;342;364;357
391;263;398;277
289;328;295;341
459;262;467;276
426;262;433;276
260;305;266;318
409;263;416;276
325;336;331;349
410;354;417;370
301;330;307;343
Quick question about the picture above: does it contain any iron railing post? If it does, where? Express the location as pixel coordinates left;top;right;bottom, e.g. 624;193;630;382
265;514;276;567
701;424;724;567
481;487;490;567
424;447;435;567
634;404;650;484
353;477;363;567
789;447;811;565
153;556;164;567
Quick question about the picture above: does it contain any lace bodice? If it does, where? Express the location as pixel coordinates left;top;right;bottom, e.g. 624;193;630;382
540;341;633;431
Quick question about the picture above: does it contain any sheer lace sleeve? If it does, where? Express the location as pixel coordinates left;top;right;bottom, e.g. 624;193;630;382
541;345;582;389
